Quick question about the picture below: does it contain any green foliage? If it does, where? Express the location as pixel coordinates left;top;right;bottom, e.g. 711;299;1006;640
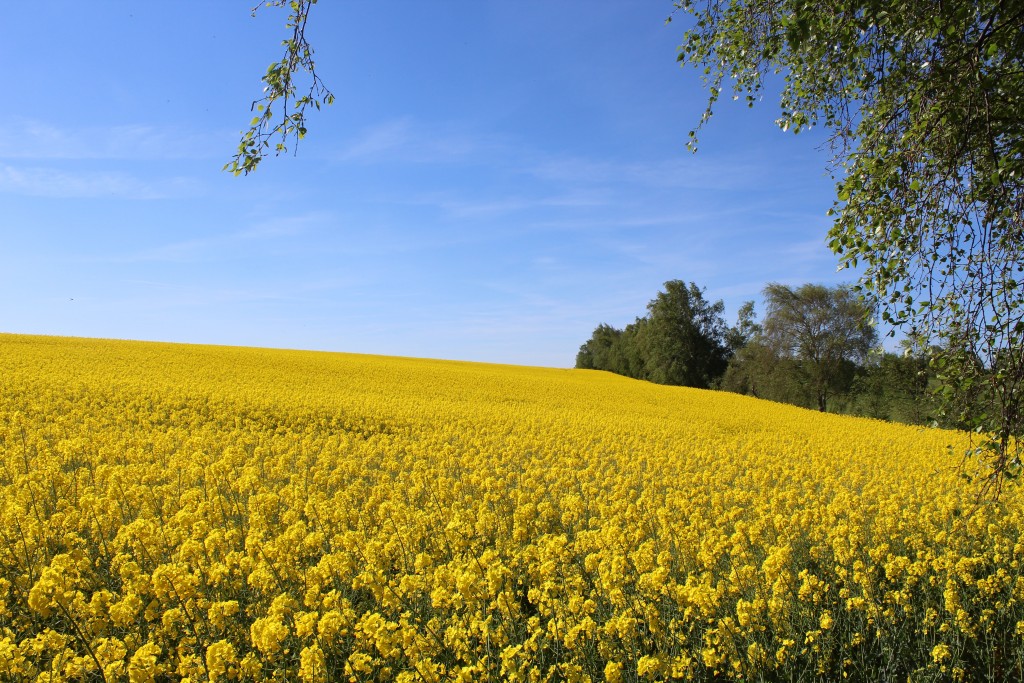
227;0;335;176
724;300;759;353
673;0;1024;485
575;323;622;371
761;283;877;411
850;350;935;424
721;300;954;425
641;280;730;387
721;285;882;413
719;339;805;405
576;281;730;389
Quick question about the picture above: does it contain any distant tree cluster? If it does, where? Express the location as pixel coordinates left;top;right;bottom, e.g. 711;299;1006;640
720;284;941;422
578;280;941;423
575;281;730;389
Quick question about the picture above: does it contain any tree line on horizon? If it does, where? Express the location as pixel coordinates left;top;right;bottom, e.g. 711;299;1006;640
576;280;942;426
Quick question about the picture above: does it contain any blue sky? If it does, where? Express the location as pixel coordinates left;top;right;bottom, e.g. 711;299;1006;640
2;1;853;367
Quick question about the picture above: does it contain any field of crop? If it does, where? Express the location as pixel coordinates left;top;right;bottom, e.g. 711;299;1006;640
0;333;1021;682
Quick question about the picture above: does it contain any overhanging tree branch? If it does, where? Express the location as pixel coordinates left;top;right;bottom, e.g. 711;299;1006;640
226;0;334;176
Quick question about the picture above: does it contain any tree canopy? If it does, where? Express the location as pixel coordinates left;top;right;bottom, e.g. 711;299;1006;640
761;283;877;411
643;280;731;387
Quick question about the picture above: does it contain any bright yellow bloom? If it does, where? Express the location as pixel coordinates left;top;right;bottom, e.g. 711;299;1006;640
205;640;237;682
127;643;161;683
298;643;327;683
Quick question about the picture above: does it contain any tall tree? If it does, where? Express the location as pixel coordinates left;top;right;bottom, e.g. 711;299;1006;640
720;303;805;405
641;280;730;388
720;339;803;403
762;283;877;411
672;0;1023;482
851;349;934;425
618;318;651;380
575;281;729;388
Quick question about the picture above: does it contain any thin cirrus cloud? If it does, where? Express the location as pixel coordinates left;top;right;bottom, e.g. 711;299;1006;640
336;118;514;165
0;119;229;161
0;119;215;199
416;191;609;221
340;122;765;195
528;154;776;193
100;217;324;265
0;164;198;200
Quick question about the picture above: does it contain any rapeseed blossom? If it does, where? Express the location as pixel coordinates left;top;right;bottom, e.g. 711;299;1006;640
0;333;1020;680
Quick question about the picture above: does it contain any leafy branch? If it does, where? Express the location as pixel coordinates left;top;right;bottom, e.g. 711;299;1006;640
226;0;335;176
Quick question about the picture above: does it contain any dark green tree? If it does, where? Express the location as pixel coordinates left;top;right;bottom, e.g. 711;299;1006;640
762;283;877;411
575;282;729;388
720;301;775;398
672;0;1023;482
851;349;934;425
720;340;798;402
576;324;624;372
640;280;730;388
618;318;651;380
719;300;814;407
724;300;760;354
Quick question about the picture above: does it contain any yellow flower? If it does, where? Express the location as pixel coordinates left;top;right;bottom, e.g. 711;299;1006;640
1;333;1017;683
299;643;327;683
207;600;240;632
636;655;661;679
250;616;290;657
931;644;952;663
127;643;161;683
110;593;144;628
205;640;237;682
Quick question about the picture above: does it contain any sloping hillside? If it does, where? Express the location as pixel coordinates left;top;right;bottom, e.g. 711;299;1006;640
0;334;1018;681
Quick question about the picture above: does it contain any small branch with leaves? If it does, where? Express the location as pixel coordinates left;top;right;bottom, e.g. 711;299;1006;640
226;0;335;176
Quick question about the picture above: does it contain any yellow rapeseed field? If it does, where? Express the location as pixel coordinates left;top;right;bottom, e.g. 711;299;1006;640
0;333;1020;682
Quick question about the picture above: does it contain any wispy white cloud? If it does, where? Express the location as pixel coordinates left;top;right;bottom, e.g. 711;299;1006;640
0;119;228;160
774;237;838;273
528;155;767;192
437;196;539;219
433;194;607;220
0;164;198;199
334;119;807;227
117;280;291;304
245;212;333;239
372;188;608;225
339;123;759;192
337;118;511;165
337;119;416;161
111;214;327;263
